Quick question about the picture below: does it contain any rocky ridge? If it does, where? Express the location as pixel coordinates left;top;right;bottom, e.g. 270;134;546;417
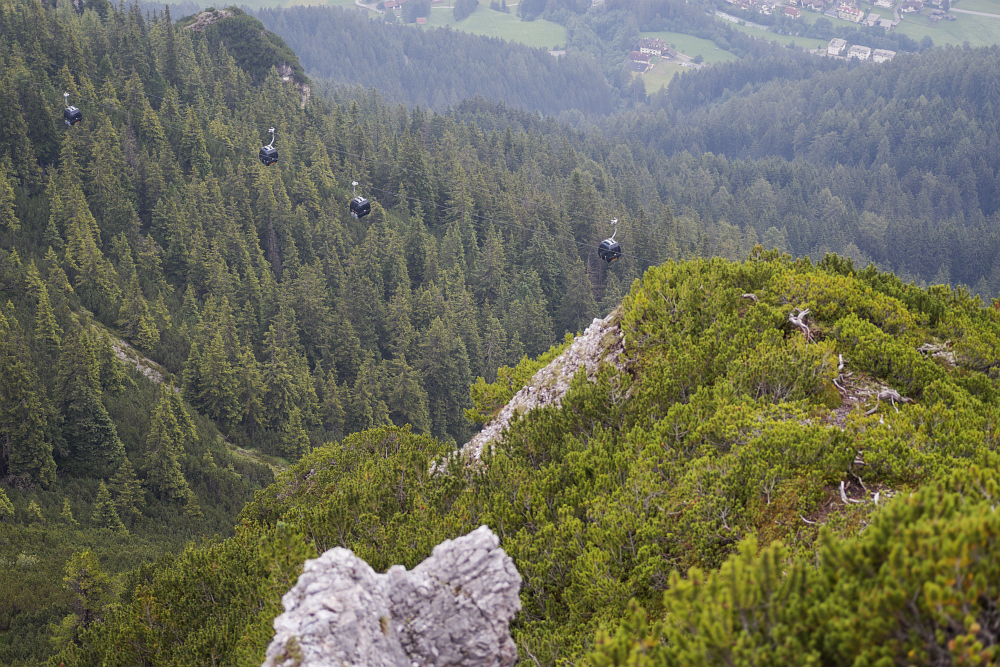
462;311;625;464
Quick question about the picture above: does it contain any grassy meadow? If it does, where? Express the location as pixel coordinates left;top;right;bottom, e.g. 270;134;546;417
418;3;567;49
640;30;744;63
894;11;1000;47
951;0;1000;13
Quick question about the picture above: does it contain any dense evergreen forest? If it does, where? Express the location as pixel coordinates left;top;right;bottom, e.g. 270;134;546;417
2;0;1000;663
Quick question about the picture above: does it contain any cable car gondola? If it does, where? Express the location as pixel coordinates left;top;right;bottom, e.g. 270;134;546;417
349;181;371;219
258;127;278;166
598;218;622;263
63;92;82;127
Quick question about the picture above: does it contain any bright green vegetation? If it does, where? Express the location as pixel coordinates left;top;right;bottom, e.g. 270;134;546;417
53;251;1000;665
640;30;741;63
421;4;567;49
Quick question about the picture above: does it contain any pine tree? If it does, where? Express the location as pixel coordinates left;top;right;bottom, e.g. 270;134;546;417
91;482;127;533
197;330;239;425
281;406;311;460
109;458;143;524
321;365;346;436
62;550;114;634
0;157;20;233
27;499;44;523
119;273;159;350
180;107;211;178
61;498;78;526
184;489;203;520
143;390;191;503
0;489;13;522
557;257;599;335
0;309;56;487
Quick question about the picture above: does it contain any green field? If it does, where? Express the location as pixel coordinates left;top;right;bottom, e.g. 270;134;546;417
895;11;1000;47
418;4;568;49
638;59;684;93
952;0;1000;14
238;0;357;8
640;30;742;63
722;21;815;48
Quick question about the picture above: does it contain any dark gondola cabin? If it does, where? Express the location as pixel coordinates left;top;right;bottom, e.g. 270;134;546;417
64;106;82;126
350;196;371;219
259;145;278;166
598;238;621;263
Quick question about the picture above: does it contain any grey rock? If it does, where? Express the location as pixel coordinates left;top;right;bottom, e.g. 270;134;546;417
462;309;625;465
262;525;521;667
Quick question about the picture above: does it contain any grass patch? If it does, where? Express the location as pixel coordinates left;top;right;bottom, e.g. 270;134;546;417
419;4;567;49
639;60;683;93
240;0;358;7
718;20;815;48
952;0;1000;14
641;30;743;62
894;12;1000;47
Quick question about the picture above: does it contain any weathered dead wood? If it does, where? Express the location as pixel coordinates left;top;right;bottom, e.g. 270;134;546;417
840;481;862;504
789;308;812;342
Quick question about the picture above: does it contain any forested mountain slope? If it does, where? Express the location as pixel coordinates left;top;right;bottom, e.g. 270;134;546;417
3;0;1000;663
252;5;616;115
253;0;1000;295
52;252;1000;666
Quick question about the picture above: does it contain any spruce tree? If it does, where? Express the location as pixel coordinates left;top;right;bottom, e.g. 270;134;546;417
281;406;311;460
27;499;44;523
0;309;56;487
62;550;114;633
109;458;143;524
61;498;78;526
62;381;126;476
143;389;191;503
183;489;203;520
0;158;20;234
0;489;12;522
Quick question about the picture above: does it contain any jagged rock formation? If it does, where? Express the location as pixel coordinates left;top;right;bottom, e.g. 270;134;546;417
262;525;521;667
463;311;625;463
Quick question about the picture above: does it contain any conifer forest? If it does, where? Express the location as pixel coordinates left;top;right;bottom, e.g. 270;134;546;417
1;0;1000;663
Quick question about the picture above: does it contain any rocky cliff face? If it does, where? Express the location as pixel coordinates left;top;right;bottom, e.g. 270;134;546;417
262;526;521;667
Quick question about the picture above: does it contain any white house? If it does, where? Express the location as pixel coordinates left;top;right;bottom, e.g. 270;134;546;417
827;38;847;55
847;44;872;59
872;48;896;62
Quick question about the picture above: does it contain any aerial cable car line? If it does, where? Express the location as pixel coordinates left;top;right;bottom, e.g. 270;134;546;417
23;54;677;255
19;72;666;267
22;52;679;254
358;181;661;267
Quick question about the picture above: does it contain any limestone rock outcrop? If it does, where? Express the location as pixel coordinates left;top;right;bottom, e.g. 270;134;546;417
262;525;521;667
463;310;625;464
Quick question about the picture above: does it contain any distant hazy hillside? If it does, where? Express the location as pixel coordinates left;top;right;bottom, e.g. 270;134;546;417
253;5;616;114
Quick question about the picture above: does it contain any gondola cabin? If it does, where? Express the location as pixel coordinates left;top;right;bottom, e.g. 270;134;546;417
598;238;621;263
350;196;371;219
258;145;278;166
64;106;82;126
